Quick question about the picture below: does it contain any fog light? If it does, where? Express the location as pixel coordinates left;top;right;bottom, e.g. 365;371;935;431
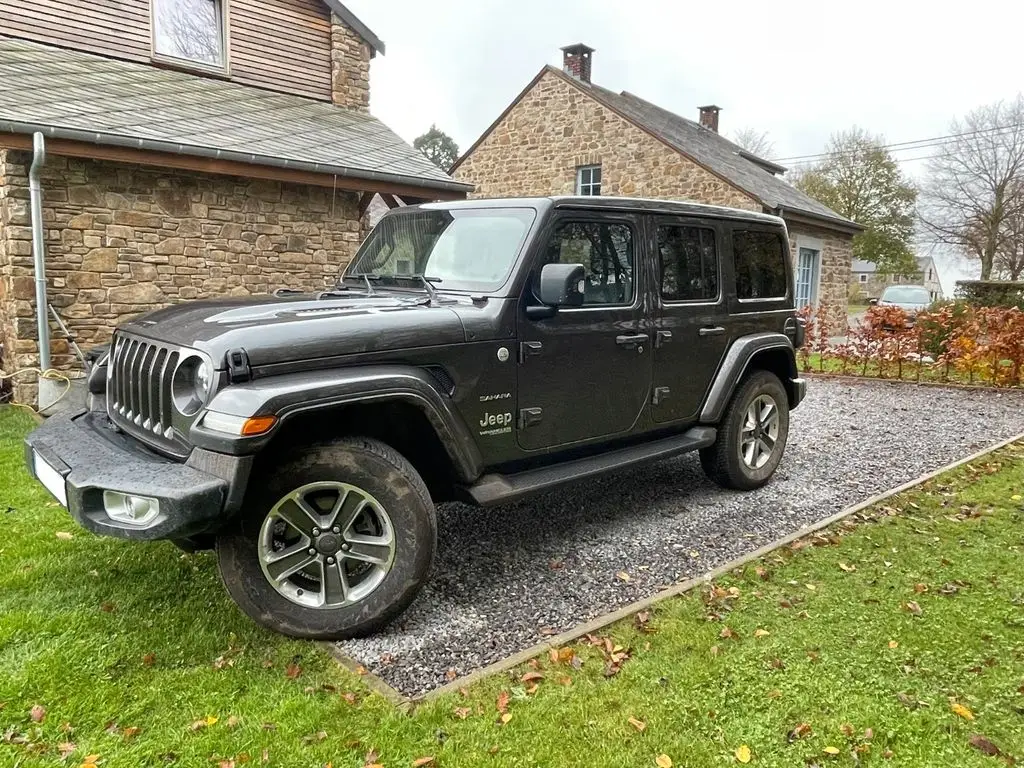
103;491;160;527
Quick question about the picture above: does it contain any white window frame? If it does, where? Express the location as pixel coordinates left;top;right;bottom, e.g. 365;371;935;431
858;273;868;283
794;237;823;309
151;0;230;74
576;165;602;196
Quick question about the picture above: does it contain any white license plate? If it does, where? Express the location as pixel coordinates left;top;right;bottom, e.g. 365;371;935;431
32;450;68;507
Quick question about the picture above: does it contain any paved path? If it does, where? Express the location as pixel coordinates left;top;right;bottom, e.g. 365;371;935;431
336;379;1024;696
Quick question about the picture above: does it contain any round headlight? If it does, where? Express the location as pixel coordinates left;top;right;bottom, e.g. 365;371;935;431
172;356;212;416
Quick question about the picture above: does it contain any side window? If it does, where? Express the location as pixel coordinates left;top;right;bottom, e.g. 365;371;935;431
539;220;634;305
658;224;718;301
733;229;788;300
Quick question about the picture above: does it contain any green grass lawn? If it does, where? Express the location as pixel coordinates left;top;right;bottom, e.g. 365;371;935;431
2;406;1023;767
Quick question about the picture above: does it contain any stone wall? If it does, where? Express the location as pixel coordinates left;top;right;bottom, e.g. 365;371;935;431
453;70;761;210
0;150;360;404
331;15;371;111
788;221;853;331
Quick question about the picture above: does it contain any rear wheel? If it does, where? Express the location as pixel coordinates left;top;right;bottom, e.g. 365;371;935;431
216;437;436;640
700;370;789;490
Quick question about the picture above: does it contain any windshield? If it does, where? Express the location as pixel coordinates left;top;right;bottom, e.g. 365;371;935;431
881;285;931;304
344;208;536;292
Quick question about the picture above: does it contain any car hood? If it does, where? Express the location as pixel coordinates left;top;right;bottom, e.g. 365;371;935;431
879;300;928;311
118;291;469;368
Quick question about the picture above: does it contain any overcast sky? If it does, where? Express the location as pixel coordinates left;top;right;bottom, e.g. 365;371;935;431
346;0;1024;293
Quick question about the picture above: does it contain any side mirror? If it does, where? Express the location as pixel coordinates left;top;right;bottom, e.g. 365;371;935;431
868;298;878;305
538;263;586;307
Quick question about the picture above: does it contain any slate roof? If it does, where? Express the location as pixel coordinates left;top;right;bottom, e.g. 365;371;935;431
853;256;933;274
0;36;470;194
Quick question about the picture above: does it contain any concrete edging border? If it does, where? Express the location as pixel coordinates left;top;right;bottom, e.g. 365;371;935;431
802;371;1021;393
323;431;1024;708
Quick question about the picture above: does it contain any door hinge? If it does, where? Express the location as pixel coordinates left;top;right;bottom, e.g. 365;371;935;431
519;341;542;363
518;407;543;429
226;348;251;383
652;386;670;405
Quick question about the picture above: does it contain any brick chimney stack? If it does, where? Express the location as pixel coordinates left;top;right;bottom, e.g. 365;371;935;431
698;105;721;133
561;43;595;83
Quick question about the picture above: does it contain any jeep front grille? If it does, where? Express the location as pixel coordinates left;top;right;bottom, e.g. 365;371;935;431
107;333;181;450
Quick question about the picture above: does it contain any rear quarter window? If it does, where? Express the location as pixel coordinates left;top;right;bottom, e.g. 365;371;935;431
733;230;789;300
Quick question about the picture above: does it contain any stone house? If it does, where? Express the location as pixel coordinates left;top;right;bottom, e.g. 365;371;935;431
452;44;861;319
0;0;470;404
851;256;944;303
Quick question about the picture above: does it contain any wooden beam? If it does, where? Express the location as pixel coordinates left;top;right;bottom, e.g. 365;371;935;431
380;193;401;209
0;134;468;201
357;192;375;218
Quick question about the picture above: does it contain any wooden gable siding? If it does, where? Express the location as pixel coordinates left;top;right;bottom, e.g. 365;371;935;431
0;0;332;101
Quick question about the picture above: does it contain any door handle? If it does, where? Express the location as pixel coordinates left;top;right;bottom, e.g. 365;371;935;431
656;330;672;348
616;333;649;349
698;326;726;337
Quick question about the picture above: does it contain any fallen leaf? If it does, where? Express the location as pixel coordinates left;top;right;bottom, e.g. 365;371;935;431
218;760;235;768
445;668;457;682
839;562;856;572
453;707;470;720
709;645;721;657
753;629;770;638
951;702;974;720
914;583;929;593
30;704;46;723
1011;494;1022;502
805;583;816;591
823;746;841;755
499;712;512;725
355;665;368;676
81;755;101;768
840;723;855;738
735;744;752;763
520;672;544;684
558;676;572;686
285;662;302;679
226;716;241;729
412;759;436;767
627;716;646;732
655;755;673;768
616;571;631;583
888;640;899;649
56;531;74;540
58;742;76;759
496;691;510;714
905;601;923;616
754;566;769;580
142;653;156;667
342;693;357;705
863;728;874;741
720;627;737;640
122;726;141;740
787;723;812;742
769;658;785;670
967;734;1003;757
301;730;328;745
100;602;115;613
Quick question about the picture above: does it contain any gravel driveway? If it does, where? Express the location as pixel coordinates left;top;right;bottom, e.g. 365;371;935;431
336;379;1024;697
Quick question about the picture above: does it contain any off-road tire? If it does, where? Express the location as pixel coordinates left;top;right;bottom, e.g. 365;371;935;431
216;437;436;640
699;370;789;491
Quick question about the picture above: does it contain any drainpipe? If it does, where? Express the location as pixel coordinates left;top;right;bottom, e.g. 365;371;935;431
29;131;50;372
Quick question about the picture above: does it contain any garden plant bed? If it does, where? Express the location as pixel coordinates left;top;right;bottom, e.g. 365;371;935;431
2;404;1024;767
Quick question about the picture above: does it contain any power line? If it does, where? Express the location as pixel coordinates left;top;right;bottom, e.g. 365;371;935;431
773;122;1024;165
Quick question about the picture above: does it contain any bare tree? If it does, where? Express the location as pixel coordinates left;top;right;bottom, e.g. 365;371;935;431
995;182;1024;279
154;0;222;65
730;127;775;159
920;95;1024;280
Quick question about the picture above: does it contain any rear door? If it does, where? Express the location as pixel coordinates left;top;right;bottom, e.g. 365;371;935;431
650;215;730;423
515;213;652;451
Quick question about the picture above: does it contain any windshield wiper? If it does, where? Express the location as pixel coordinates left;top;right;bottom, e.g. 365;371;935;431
414;274;443;304
345;273;380;296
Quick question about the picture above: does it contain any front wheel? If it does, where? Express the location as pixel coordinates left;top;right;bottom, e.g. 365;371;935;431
700;370;790;491
216;437;436;640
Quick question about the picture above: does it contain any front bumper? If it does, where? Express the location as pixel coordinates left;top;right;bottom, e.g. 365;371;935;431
24;407;250;541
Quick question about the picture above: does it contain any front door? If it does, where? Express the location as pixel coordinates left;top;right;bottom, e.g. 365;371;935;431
516;215;652;451
650;216;730;423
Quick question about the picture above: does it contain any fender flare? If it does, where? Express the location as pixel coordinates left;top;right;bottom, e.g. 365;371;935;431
191;365;484;483
699;332;798;423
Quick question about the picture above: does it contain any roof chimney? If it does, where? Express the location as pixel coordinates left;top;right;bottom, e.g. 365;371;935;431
561;43;595;83
698;105;721;133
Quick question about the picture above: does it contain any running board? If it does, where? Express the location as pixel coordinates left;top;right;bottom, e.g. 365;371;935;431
464;426;717;507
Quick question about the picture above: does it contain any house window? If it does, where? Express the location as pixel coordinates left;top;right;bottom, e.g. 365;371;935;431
153;0;226;69
576;166;602;196
794;247;821;309
858;273;868;283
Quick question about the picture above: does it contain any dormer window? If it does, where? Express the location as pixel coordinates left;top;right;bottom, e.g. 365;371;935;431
153;0;227;70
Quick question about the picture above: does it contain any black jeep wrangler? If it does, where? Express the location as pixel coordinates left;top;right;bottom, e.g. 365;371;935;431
25;197;806;639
